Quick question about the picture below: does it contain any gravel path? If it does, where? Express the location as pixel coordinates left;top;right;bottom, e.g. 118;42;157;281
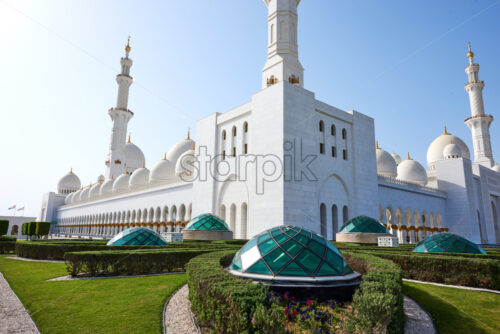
164;284;199;334
403;296;436;334
0;273;39;334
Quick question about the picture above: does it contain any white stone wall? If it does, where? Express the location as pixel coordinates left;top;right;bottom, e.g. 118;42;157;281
0;216;37;238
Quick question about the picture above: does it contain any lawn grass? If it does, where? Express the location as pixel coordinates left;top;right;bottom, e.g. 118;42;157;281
0;255;186;334
403;281;500;334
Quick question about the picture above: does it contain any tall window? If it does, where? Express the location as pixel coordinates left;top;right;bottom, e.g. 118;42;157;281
222;130;226;141
244;144;248;154
331;146;336;158
232;147;236;157
222;150;226;160
342;128;347;140
343;149;347;160
331;124;336;136
320;143;325;154
332;205;338;239
232;126;237;137
319;121;324;132
343;206;349;223
320;203;327;237
243;122;248;133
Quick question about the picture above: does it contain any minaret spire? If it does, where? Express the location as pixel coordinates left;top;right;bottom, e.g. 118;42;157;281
464;43;494;167
262;0;303;89
105;37;135;179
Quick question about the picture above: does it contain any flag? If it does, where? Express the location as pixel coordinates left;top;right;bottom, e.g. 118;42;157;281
17;206;24;211
8;205;16;210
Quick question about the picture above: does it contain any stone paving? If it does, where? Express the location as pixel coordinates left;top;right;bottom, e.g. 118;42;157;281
0;273;39;334
403;296;437;334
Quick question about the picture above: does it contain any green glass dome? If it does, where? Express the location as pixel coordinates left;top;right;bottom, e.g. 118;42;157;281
107;227;167;246
184;214;229;231
339;215;389;234
229;225;357;282
413;233;486;254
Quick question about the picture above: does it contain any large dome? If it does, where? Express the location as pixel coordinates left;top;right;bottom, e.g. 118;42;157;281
413;233;486;254
107;227;167;246
397;155;428;186
427;127;470;168
57;169;81;194
124;139;145;172
175;146;196;180
339;216;389;234
167;138;195;166
149;155;175;183
113;173;130;192
185;214;229;231
376;144;397;177
229;225;358;282
129;166;150;189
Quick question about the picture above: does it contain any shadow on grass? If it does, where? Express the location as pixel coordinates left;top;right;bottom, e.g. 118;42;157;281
403;283;494;334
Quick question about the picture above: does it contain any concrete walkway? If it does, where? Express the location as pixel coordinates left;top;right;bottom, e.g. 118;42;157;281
404;278;500;294
403;296;436;334
0;273;39;334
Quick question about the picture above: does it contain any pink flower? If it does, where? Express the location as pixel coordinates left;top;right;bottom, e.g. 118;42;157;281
251;318;255;324
306;300;312;306
284;307;289;314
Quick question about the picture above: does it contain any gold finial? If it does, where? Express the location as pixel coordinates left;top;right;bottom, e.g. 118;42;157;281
192;142;195;150
70;168;73;173
467;42;474;59
376;141;380;149
127;133;131;143
111;174;114;180
407;152;412;160
163;153;167;160
187;128;190;140
443;125;449;135
125;35;131;55
142;162;145;168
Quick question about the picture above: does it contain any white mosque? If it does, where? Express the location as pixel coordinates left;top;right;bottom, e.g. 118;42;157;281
40;0;500;245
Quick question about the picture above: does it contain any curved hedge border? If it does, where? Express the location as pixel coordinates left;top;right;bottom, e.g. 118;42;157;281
65;249;213;276
0;241;16;254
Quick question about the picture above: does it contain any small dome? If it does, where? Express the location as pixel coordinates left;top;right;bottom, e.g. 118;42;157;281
397;155;428;186
113;173;130;192
185;214;229;231
57;169;81;194
392;152;402;165
492;164;500;173
79;187;90;201
124;140;145;172
72;189;82;202
129;166;150;189
376;144;397;177
89;182;102;198
65;192;74;205
413;233;486;254
107;227;167;246
100;178;115;195
443;143;462;159
339;216;389;234
149;155;175;184
175;147;196;180
167;138;195;166
427;127;470;167
229;225;358;283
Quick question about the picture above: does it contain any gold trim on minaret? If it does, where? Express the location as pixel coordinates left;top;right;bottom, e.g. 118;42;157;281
125;36;131;55
187;128;190;140
467;42;474;60
376;141;380;150
163;153;167;160
127;133;131;143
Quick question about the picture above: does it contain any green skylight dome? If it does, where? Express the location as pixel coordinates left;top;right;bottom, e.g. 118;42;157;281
339;215;389;234
229;226;359;283
184;214;229;231
107;227;167;246
413;233;486;254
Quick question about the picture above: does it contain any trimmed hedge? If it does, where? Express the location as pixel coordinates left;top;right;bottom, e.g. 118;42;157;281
35;222;51;236
187;251;270;333
65;248;212;276
373;252;500;290
0;236;16;242
0;241;16;254
0;220;8;236
343;252;404;334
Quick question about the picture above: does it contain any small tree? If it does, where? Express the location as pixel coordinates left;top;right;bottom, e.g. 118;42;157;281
0;220;9;236
36;222;51;237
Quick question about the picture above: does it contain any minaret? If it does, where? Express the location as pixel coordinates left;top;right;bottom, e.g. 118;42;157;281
262;0;304;89
464;43;494;167
105;37;135;179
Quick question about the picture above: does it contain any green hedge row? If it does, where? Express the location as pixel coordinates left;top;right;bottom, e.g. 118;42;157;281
0;236;16;242
187;251;270;333
372;252;500;290
65;249;212;276
0;241;16;254
343;252;404;334
0;220;8;236
21;222;50;237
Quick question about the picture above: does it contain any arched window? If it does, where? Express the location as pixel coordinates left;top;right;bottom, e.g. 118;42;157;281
232;126;237;137
320;143;325;154
342;206;349;223
243;122;248;133
331;124;336;136
319;121;324;132
320;203;327;237
331;146;336;158
220;204;226;221
222;130;226;141
331;205;338;239
343;149;347;160
342;128;347;140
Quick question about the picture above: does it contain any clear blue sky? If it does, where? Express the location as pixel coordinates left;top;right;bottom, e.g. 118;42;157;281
1;0;499;217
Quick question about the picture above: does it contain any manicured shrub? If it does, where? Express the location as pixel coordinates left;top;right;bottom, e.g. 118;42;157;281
187;251;271;333
35;222;51;236
372;252;500;290
0;236;16;242
0;220;9;236
65;249;211;276
0;241;16;253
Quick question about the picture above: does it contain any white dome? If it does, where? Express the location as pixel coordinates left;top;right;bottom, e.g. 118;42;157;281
443;143;462;159
392;152;402;165
72;189;82;202
57;169;81;194
65;192;74;205
129;167;150;189
376;145;397;177
100;178;114;195
79;187;91;201
124;140;145;172
397;156;428;186
89;183;102;198
167;138;195;166
175;148;196;180
149;155;175;183
492;164;500;173
113;173;130;192
427;128;470;167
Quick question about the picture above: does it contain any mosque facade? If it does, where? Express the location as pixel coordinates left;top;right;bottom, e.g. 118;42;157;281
39;0;500;245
